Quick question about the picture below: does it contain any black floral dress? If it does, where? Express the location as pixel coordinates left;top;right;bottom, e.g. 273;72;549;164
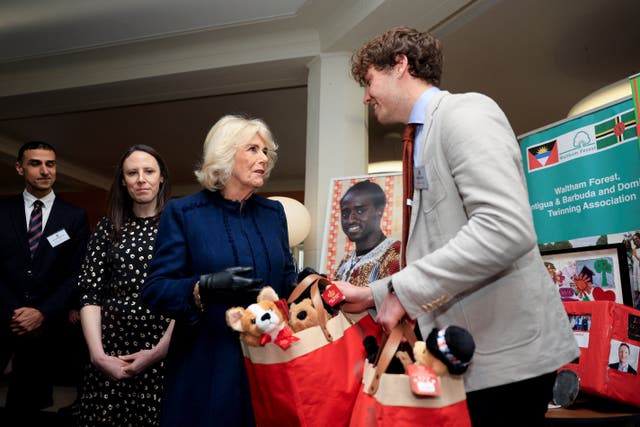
78;217;171;427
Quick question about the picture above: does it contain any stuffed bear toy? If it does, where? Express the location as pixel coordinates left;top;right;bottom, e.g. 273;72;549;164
226;286;299;350
364;325;475;377
363;335;412;374
413;325;475;376
292;267;340;315
403;325;475;396
288;298;324;332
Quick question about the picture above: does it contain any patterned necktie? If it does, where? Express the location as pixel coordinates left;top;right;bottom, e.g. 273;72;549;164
401;124;417;268
28;200;44;257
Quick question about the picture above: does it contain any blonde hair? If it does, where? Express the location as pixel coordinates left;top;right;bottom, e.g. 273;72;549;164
195;115;278;191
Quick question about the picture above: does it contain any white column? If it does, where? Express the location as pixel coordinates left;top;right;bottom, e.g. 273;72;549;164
303;52;367;270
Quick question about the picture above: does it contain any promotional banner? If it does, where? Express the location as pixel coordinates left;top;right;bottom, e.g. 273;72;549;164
519;96;640;245
632;73;640;138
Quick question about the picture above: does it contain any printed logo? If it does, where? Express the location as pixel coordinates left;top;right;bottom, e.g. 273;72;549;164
527;108;637;172
528;141;558;170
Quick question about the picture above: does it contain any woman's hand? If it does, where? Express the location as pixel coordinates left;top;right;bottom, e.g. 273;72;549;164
92;353;133;381
119;349;161;376
199;266;263;301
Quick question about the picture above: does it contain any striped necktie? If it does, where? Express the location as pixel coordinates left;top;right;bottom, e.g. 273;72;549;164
401;124;416;268
28;200;44;257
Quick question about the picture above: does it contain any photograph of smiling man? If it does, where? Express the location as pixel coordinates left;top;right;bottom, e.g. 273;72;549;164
322;174;402;285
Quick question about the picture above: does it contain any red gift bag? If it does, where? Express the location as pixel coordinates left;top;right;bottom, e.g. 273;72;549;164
242;274;382;427
349;323;471;427
561;301;640;407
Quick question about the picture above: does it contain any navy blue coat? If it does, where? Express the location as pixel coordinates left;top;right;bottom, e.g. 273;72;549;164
142;190;297;427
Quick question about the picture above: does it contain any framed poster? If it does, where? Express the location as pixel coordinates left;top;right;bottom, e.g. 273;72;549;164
542;243;632;306
319;173;402;279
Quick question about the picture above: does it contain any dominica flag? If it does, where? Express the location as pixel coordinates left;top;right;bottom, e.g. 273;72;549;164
594;109;636;149
527;140;558;171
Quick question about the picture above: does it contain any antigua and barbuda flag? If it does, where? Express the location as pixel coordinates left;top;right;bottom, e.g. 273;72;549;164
527;140;559;171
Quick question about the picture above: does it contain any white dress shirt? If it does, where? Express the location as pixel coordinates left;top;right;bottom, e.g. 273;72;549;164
23;190;56;231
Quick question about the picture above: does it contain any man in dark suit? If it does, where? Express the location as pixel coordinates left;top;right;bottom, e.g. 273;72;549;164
0;141;89;421
609;342;637;375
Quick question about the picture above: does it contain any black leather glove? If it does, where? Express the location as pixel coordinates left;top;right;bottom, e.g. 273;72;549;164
198;266;263;302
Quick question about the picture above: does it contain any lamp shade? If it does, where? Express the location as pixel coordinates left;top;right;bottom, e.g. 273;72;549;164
368;160;402;174
567;78;631;118
268;196;311;247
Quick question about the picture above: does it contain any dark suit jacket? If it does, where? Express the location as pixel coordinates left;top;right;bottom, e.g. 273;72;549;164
609;362;638;374
0;194;90;331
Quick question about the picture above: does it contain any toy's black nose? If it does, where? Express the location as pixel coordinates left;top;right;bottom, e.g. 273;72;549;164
261;313;271;321
296;311;307;320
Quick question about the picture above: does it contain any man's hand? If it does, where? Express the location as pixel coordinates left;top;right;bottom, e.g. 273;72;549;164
68;309;80;324
376;292;408;333
198;266;263;302
332;280;375;313
10;307;44;335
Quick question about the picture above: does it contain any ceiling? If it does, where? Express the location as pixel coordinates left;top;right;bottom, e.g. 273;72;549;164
1;0;639;196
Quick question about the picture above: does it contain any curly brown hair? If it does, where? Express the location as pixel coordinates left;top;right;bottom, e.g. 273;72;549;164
350;27;443;87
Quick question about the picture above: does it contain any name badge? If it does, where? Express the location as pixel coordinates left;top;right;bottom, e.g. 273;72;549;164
414;165;429;190
47;229;70;247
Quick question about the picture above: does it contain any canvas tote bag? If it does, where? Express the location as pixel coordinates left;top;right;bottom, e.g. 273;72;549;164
242;274;382;427
349;322;471;427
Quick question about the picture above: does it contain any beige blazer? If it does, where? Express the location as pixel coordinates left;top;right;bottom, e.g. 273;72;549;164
371;91;579;392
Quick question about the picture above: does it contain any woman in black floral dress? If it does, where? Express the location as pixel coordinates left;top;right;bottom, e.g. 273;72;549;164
77;145;174;426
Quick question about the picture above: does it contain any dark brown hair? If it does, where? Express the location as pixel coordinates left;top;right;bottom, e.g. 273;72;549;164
351;27;443;87
107;144;170;240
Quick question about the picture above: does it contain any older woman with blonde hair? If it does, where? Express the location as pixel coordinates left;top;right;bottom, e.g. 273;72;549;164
142;115;297;427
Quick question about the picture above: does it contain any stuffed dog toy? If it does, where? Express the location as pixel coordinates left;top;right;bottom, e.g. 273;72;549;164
288;298;324;332
226;287;299;350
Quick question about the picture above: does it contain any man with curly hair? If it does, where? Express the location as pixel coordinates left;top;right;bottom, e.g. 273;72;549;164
335;27;579;426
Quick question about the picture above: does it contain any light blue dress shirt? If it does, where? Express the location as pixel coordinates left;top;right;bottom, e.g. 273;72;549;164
408;86;440;165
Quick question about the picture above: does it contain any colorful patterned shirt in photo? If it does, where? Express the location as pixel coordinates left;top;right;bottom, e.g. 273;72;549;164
334;237;400;287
